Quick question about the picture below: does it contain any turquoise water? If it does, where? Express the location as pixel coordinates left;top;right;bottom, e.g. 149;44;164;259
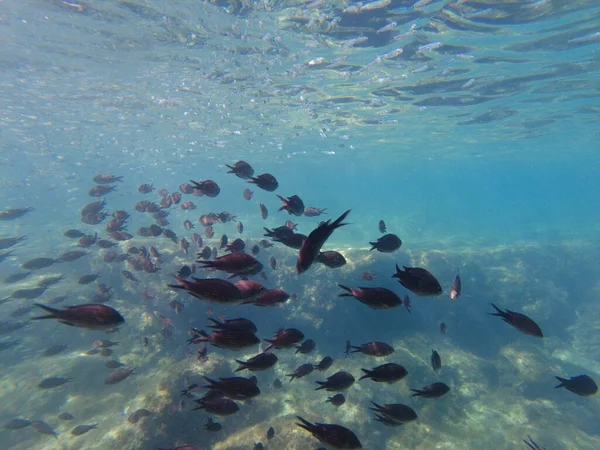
1;1;600;449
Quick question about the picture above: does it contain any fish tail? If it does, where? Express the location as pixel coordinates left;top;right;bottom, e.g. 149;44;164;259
207;318;221;327
314;382;326;390
368;242;377;251
489;303;504;316
233;361;247;372
359;369;372;380
410;389;423;397
331;209;351;229
226;164;235;172
31;303;60;320
295;416;314;431
554;376;568;389
337;284;352;296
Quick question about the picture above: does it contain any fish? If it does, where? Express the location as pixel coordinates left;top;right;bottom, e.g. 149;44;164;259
287;363;315;382
93;174;123;184
267;426;275;439
138;183;154;193
555;374;598;396
248;173;278;191
31;303;125;330
122;270;140;283
88;185;117;196
0;236;27;250
337;285;402;310
193;395;239;416
203;417;222;432
296;416;362;449
316;251;346;268
196;253;263;277
37;275;65;288
378;220;386;233
370;402;417;422
3;272;32;284
315;371;355;391
392;264;442;296
226;160;254;179
260;203;268;219
296;339;316;354
128;409;153;424
189;329;260;350
297;210;351;274
11;286;47;299
273;379;283;389
58;250;88;261
169;277;243;304
3;418;32;430
359;363;408;383
369;234;402;252
327;393;346;406
410;382;450;398
440;322;447;334
38;376;73;389
104;367;136;385
92;339;118;348
106;360;125;369
208;317;258;334
237;222;243;233
304;207;327;217
234;352;278;372
244;188;253;200
403;295;412;313
58;412;74;420
350;341;394;357
0;206;34;221
78;273;100;285
315;356;333;372
64;229;85;238
263;328;304;352
31;420;58;438
247;288;290;307
277;194;305;216
234;280;266;302
431;350;442;371
220;234;228;249
201;376;260;400
449;270;462;300
190;179;220;197
71;424;98;436
21;257;61;270
489;303;543;337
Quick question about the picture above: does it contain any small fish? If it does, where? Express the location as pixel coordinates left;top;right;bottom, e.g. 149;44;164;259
410;382;450;398
31;420;58;439
369;234;402;253
344;340;351;358
106;360;125;369
78;273;100;285
71;424;98;436
104;367;136;385
440;322;447;334
449;270;461;300
378;220;386;233
555;374;598;397
58;412;74;420
203;417;222;432
315;356;333;372
32;303;125;330
403;295;412;314
0;206;34;221
38;376;73;389
431;350;442;371
260;203;268;219
237;222;244;233
64;229;85;238
267;426;275;439
287;363;314;382
248;173;278;191
326;393;345;406
243;188;253;200
295;339;316;354
273;379;283;389
315;371;355;391
3;418;32;430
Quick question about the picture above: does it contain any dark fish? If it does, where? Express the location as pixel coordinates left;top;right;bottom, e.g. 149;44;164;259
42;344;68;357
64;229;85;238
0;235;27;250
555;374;598;396
248;173;278;191
360;363;408;383
247;288;290;307
88;185;116;197
226;160;254;179
287;363;314;382
273;379;283;389
31;303;125;330
169;277;243;304
0;206;34;221
101;348;113;357
196;253;263;277
189;329;260;350
21;257;60;270
193;396;239;416
431;350;442;371
128;408;153;424
31;420;58;438
0;321;27;335
58;250;88;262
370;402;417;422
254;443;264;450
269;256;277;270
235;352;278;372
277;194;305;216
378;220;386;233
338;285;402;310
489;303;543;337
392;264;442;296
244;188;254;200
369;234;402;253
264;328;304;352
234;279;266;302
410;382;450;398
267;426;275;439
275;232;307;249
440;322;447;334
202;376;260;400
96;239;117;249
523;436;546;450
178;265;192;278
142;336;149;347
203;417;222;432
296;339;316;354
38;376;72;389
260;203;268;219
327;394;346;406
315;356;333;372
138;183;154;193
3;272;31;284
93;174;123;184
58;412;74;420
350;341;394;357
304;207;327;217
225;238;245;253
77;233;98;248
3;418;32;430
190;179;220;197
296;416;362;449
38;275;65;288
78;273;100;285
106;360;125;369
104;367;136;385
450;270;461;300
220;234;228;249
208;317;257;334
122;270;140;283
297;210;350;274
237;222;244;233
344;340;351;358
315;371;355;391
71;424;98;436
403;295;412;313
11;286;47;299
316;251;346;268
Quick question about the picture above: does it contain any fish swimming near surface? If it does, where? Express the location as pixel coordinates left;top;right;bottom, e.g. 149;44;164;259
297;210;351;274
226;160;254;179
31;303;124;330
248;173;279;191
489;303;543;338
369;234;402;252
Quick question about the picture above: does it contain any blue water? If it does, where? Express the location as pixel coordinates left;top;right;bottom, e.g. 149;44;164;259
2;1;600;449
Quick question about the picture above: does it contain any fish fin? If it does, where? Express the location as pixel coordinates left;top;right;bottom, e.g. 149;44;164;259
410;389;423;396
368;242;377;251
314;382;325;390
33;303;60;316
554;376;568;389
337;284;352;296
58;321;76;327
30;314;54;321
206;318;221;327
488;303;504;316
359;369;371;380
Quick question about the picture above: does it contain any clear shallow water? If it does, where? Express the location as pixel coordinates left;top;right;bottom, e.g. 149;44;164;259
1;1;600;449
